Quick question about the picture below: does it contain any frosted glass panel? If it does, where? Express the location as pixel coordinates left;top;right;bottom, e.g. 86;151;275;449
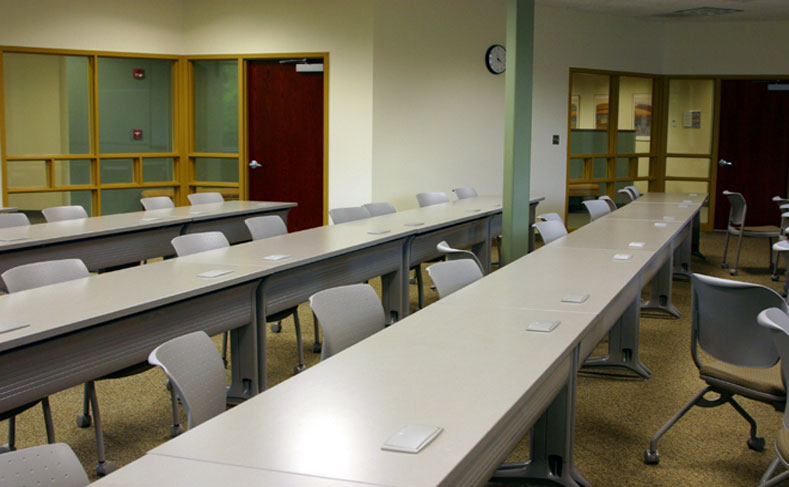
194;60;238;153
102;187;171;215
7;160;47;188
54;160;92;186
143;158;174;182
3;53;90;156
195;157;238;183
99;57;173;153
592;158;607;179
8;191;91;214
569;158;584;180
638;157;650;177
101;159;134;184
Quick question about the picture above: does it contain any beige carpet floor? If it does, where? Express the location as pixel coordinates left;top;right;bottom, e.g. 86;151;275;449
3;230;788;486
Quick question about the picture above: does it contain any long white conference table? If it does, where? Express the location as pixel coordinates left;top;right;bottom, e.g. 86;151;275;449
0;196;542;424
89;193;704;487
0;201;296;275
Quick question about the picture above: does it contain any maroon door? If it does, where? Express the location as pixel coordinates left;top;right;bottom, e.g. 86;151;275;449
247;60;324;232
715;79;789;228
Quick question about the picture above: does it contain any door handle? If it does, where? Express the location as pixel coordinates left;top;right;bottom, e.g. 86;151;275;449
249;160;262;169
718;159;733;167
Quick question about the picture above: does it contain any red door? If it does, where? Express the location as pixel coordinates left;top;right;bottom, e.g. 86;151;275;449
247;60;324;231
715;79;789;228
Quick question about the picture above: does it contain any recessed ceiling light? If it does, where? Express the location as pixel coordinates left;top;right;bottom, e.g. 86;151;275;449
660;6;744;17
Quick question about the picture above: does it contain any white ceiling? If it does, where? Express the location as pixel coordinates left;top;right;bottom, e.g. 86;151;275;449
539;0;789;21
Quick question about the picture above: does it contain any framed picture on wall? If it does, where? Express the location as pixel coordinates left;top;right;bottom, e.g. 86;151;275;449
594;95;609;129
570;95;579;129
633;93;652;140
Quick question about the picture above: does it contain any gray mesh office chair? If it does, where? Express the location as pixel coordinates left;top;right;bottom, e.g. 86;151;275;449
436;240;483;271
309;284;386;361
534;220;568;245
721;190;780;276
42;205;88;222
757;307;789;487
244;216;307;372
537;212;563;222
644;273;787;465
0;213;30;228
187;192;224;205
453;187;478;199
416;192;450;207
148;331;227;433
140;196;175;210
617;188;635;204
0;259;120;475
362;202;396;216
0;443;89;487
598;195;618;212
426;259;484;299
582;199;611;222
329;206;371;224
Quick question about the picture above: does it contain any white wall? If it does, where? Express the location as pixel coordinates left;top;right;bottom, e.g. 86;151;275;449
371;0;506;210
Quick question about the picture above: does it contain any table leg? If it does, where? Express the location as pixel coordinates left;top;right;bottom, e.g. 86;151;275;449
528;201;538;253
381;261;407;324
472;216;494;275
642;247;681;319
672;222;692;279
255;280;269;393
691;211;706;260
492;347;590;487
582;290;651;379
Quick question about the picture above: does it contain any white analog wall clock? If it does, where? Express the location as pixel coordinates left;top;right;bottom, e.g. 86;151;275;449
485;44;506;74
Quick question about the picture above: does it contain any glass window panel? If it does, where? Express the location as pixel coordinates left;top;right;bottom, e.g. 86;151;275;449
618;77;653;153
101;187;172;215
8;191;91;215
7;160;47;188
570;72;609;154
568;158;584;180
101;158;134;184
3;53;91;156
592;158;607;179
665;157;710;178
194;60;239;153
634;181;648;195
195;157;238;183
615;157;633;178
54;160;92;186
667;79;714;155
638;157;650;177
142;158;174;182
98;57;173;153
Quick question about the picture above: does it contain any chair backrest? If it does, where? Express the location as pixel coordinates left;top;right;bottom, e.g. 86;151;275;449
452;187;478;200
329;206;370;224
426;259;483;299
148;331;226;429
582;199;611;221
42;205;88;222
625;185;641;198
435;240;483;271
722;190;747;226
617;188;635;203
187;192;224;205
2;258;89;293
0;213;30;228
309;284;386;361
245;215;287;240
598;195;617;212
691;273;785;368
171;231;229;257
537;212;563;222
416;192;450;208
534;220;568;245
757;307;789;429
0;443;89;487
362;202;396;217
141;196;175;210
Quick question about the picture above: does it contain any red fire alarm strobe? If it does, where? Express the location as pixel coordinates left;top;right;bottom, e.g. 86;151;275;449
133;68;145;79
132;128;143;140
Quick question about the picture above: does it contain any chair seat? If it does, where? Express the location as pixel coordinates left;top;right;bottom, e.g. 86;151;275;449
775;240;789;252
729;225;781;237
700;358;784;398
778;427;789;463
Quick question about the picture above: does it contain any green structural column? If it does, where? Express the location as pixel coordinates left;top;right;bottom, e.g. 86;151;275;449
501;0;534;265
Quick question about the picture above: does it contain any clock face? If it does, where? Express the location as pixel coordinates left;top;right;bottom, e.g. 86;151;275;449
486;44;506;74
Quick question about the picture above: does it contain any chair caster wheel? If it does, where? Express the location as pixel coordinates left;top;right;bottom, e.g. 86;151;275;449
312;343;322;353
729;269;738;276
270;322;282;333
644;449;660;465
76;414;91;428
782;291;788;298
293;365;305;374
748;436;766;451
96;460;116;476
170;425;183;438
721;263;729;269
772;274;780;281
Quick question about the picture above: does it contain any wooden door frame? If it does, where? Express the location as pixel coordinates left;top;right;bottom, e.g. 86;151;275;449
241;53;329;225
